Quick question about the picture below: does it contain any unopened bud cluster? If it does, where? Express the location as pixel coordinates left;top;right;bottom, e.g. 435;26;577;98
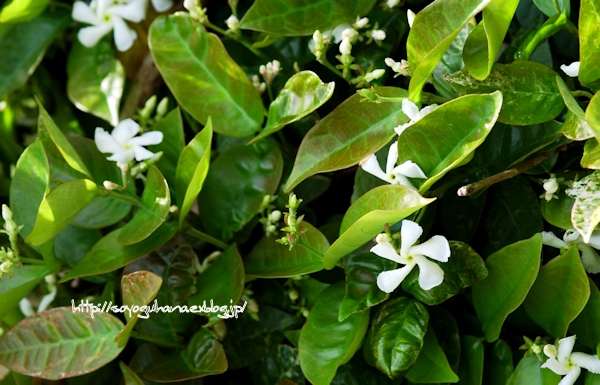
184;0;208;24
519;336;546;360
259;195;281;236
0;205;22;279
259;60;281;85
276;193;307;250
137;95;169;129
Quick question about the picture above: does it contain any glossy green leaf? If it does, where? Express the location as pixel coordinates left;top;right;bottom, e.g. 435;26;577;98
472;234;542;342
445;62;565;125
249;345;305;385
0;265;50;322
432;23;474;99
541;180;575;230
245;222;328;279
0;0;50;22
143;328;227;382
587;91;600;140
524;247;590;338
284;87;409;192
331;354;396;385
570;278;600;349
338;253;394;322
149;13;265;137
507;354;561;385
0;307;124;380
119;362;144;385
59;223;177;282
239;0;377;35
117;167;170;245
402;241;488;306
396;92;502;192
556;76;595;140
405;326;459;383
429;307;461;372
0;10;69;97
572;171;600;243
249;71;335;144
322;185;434;269
579;0;600;88
175;119;212;228
198;138;282;242
299;282;370;385
366;297;429;379
463;0;520;80
484;340;514;385
406;0;489;101
148;108;185;190
67;40;124;126
456;336;485;385
587;373;600;385
26;179;98;246
582;139;600;169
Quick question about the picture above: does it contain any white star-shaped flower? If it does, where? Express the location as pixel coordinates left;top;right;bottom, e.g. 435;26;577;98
395;99;438;135
542;336;600;385
542;229;600;273
72;0;147;52
360;144;427;190
371;220;451;292
95;119;163;163
561;61;580;78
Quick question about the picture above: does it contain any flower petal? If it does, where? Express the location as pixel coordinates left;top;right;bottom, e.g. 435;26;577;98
394;122;411;136
134;146;158;161
151;0;173;12
413;255;444;290
419;104;438;118
112;16;137;52
331;23;352;43
401;99;420;121
558;367;580;385
394;160;427;179
564;229;581;244
72;2;102;25
557;336;576;364
586;231;600;249
360;154;392;183
37;285;57;313
377;264;415;293
393;174;417;190
112;119;140;144
109;0;147;22
560;61;580;78
541;357;570;376
400;220;423;257
130;131;164;146
77;24;113;48
407;9;416;28
386;144;399;175
571;352;600;374
95;127;122;154
107;149;135;164
370;242;403;263
542;231;567;249
410;235;451;262
577;244;600;274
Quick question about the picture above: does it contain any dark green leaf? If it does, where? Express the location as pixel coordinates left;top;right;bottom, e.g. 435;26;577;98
506;354;561;385
456;335;484;385
441;189;486;242
54;225;103;267
579;0;600;88
118;362;144;385
249;345;305;385
587;372;600;384
0;0;50;22
570;278;600;349
0;265;50;322
533;0;570;16
432;23;473;99
429;307;461;372
540;182;575;230
483;340;514;385
405;326;459;383
331;353;396;385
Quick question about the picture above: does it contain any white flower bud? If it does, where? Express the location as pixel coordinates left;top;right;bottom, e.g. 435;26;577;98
543;178;559;195
407;9;416;28
340;37;352;55
375;233;389;244
0;260;12;273
364;69;386;83
341;28;358;43
371;29;386;41
313;30;324;46
259;65;267;78
353;17;368;29
560;61;580;77
387;0;400;8
103;181;119;190
226;15;239;31
270;210;282;222
2;204;12;222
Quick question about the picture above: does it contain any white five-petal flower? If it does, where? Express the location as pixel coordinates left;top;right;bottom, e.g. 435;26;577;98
360;144;427;190
72;0;147;52
394;99;438;135
542;229;600;273
561;61;580;78
95;119;163;163
371;220;451;292
542;336;600;385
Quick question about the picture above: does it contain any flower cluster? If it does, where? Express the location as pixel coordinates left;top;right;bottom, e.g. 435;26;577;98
0;205;22;279
276;193;306;250
542;335;600;385
258;195;282;237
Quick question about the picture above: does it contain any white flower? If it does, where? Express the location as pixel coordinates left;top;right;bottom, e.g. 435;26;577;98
394;99;438;135
95;119;163;163
407;9;416;28
363;69;386;83
542;229;600;273
385;57;410;77
72;0;147;52
331;23;353;43
387;0;400;8
360;144;427;189
561;61;580;77
150;0;172;12
226;14;239;31
371;29;386;41
341;27;358;43
259;60;281;84
542;336;600;385
353;16;369;29
371;220;450;292
340;37;352;55
541;177;560;201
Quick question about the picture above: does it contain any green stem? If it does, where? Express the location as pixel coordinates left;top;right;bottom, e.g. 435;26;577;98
319;58;346;81
185;226;229;249
571;90;595;99
266;82;274;102
413;206;427;224
104;190;141;206
19;257;46;265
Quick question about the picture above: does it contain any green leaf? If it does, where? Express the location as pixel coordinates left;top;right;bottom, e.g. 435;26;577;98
284;87;409;192
299;282;370;385
198;138;283;242
117;167;170;245
472;234;542;342
483;340;514;385
556;76;595;140
445;62;565;125
456;336;485;385
405;326;459;383
406;0;489;101
366;297;429;379
582;139;600;169
59;223;177;282
432;23;474;99
507;354;561;385
148;108;185;190
463;0;520;80
249;71;335;144
119;362;144;385
579;0;600;88
338;253;394;322
245;222;328;279
402;241;488;306
0;307;124;380
175;118;212;228
67;40;124;126
524;247;590;338
587;91;600;140
570;278;600;350
0;265;50;322
143;328;227;381
26;179;98;246
322;185;434;269
0;0;50;22
0;10;69;97
572;171;600;243
249;345;305;385
533;0;570;16
239;0;377;36
396;92;503;193
149;13;265;137
540;181;575;230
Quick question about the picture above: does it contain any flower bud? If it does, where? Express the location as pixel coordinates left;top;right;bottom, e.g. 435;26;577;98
375;233;389;244
226;15;239;31
2;204;12;222
353;17;368;29
103;181;119;190
407;9;416;28
0;260;12;273
371;29;386;41
339;37;352;55
156;97;169;117
270;210;282;221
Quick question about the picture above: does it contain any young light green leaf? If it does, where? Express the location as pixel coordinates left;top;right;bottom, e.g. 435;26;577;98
405;326;459;383
586;91;600;140
322;185;434;269
396;92;502;193
148;108;185;190
149;13;265;137
406;0;490;101
0;265;50;322
284;87;410;192
175;118;212;228
248;71;335;144
117;167;170;245
0;0;50;22
572;171;600;243
299;282;370;385
67;40;124;126
239;0;377;36
524;247;590;338
26;179;98;246
556;76;594;140
245;222;328;279
582;139;600;169
0;307;124;380
445;62;565;125
570;278;600;350
472;234;542;342
579;0;600;88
